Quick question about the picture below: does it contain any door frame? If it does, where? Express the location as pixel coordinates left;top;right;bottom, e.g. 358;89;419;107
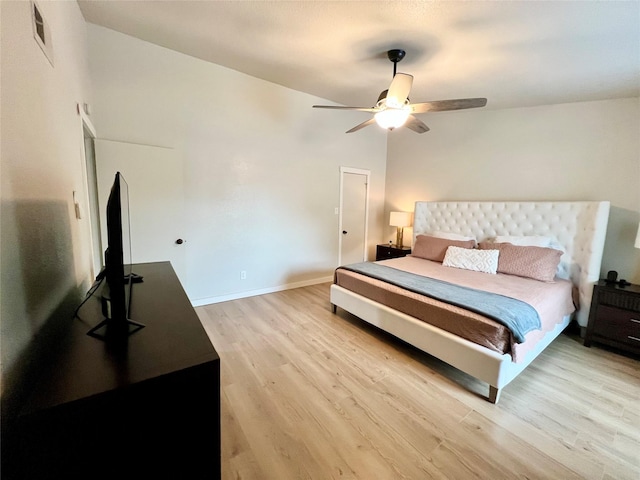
77;104;101;278
338;166;370;266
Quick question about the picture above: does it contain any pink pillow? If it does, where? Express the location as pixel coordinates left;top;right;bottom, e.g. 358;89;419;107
478;242;563;282
413;235;476;263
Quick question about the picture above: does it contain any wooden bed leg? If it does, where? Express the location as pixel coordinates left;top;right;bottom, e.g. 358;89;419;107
331;304;337;314
489;386;501;404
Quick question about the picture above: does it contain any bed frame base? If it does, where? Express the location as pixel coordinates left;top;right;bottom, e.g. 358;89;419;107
330;284;570;403
488;386;500;404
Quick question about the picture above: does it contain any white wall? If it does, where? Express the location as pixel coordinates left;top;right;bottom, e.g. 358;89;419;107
386;98;640;283
87;25;387;304
1;1;93;389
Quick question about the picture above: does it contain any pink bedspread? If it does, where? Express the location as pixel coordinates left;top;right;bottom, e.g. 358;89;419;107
336;256;575;362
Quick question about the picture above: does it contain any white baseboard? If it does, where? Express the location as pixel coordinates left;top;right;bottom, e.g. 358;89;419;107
191;276;333;307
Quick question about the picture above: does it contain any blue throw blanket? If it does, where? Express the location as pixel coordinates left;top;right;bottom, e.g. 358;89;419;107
337;262;541;343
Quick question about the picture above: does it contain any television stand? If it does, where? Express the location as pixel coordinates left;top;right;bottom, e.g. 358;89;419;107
86;316;146;340
126;272;144;283
14;262;220;480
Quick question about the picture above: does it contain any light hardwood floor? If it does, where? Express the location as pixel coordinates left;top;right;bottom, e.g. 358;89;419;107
197;283;640;480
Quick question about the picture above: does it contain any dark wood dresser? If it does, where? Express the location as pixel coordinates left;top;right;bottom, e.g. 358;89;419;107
584;280;640;356
14;262;220;480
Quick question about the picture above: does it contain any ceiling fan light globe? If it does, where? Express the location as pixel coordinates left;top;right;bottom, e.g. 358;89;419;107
374;108;410;130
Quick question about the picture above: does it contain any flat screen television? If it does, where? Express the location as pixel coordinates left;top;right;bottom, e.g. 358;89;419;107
87;171;144;340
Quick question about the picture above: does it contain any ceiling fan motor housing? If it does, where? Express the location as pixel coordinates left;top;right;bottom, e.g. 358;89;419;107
377;89;409;107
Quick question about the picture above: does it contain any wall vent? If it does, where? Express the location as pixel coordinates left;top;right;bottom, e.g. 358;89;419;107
31;1;54;66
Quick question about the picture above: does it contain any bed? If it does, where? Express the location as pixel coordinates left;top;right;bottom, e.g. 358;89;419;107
330;201;610;403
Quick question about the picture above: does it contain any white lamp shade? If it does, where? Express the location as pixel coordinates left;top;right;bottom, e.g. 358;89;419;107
635;222;640;249
390;211;412;227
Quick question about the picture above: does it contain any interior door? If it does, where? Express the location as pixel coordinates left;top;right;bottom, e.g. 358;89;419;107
339;168;369;265
95;139;187;287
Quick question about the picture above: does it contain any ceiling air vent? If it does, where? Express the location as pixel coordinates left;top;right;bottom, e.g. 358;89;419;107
31;1;54;66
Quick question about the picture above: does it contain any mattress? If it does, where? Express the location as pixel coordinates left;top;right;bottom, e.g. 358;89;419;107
334;256;575;362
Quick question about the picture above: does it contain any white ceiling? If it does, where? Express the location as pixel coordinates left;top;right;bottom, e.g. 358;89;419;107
78;1;640;110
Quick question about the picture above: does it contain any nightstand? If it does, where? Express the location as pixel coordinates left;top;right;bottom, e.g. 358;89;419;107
584;280;640;356
376;244;412;261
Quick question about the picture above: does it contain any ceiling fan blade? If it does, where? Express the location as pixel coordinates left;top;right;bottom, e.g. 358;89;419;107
313;105;378;113
404;115;430;134
410;98;487;113
346;118;377;133
386;73;413;107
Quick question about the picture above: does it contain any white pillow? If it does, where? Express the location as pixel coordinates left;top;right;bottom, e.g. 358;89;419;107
430;230;476;242
443;246;499;274
491;235;553;248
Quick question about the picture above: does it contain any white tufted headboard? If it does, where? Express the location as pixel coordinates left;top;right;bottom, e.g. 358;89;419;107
412;201;610;327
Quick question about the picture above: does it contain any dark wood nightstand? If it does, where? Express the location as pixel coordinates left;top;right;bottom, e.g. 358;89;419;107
584;280;640;356
376;244;412;261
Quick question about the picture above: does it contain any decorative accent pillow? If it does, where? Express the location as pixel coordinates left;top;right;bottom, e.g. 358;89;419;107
412;235;476;263
430;230;477;243
478;242;563;282
442;246;499;274
489;235;553;248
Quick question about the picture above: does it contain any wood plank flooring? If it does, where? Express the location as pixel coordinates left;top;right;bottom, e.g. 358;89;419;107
197;283;640;480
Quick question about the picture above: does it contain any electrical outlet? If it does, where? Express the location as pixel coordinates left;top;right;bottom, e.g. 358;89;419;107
240;271;247;280
334;207;339;215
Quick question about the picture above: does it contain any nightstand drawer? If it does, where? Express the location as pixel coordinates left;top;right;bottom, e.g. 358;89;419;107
378;247;397;259
598;290;640;311
593;305;640;346
376;244;411;261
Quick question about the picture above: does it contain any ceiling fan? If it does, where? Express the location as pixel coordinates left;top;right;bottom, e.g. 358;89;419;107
313;49;487;134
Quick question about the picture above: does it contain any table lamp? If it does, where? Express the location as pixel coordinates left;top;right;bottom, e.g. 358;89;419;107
390;211;412;247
